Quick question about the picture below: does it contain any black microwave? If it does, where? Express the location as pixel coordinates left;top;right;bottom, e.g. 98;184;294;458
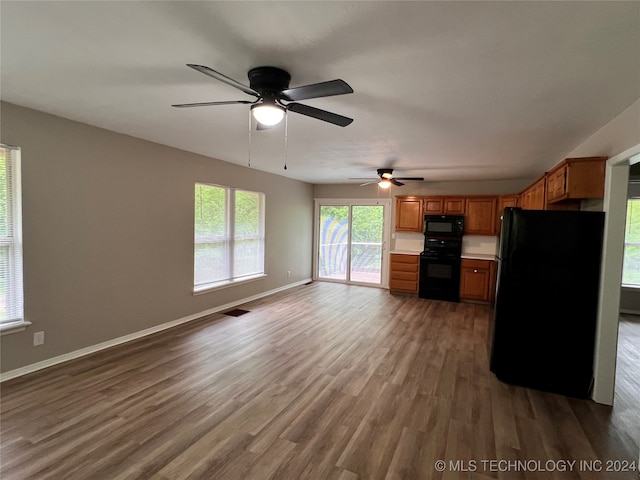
424;215;465;237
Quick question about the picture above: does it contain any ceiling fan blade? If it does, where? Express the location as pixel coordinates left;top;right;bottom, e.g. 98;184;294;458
287;103;353;127
390;179;405;186
280;79;353;101
172;100;256;108
359;181;378;186
186;64;260;98
395;177;425;181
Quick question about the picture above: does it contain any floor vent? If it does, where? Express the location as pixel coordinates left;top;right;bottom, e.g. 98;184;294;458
223;308;250;317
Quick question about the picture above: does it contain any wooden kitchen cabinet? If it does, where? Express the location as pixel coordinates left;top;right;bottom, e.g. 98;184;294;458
460;258;496;302
546;166;566;203
423;197;444;215
520;175;546;210
395;197;423;232
443;197;466;215
518;156;606;212
546;156;607;203
422;196;466;215
496;195;518;234
389;254;419;293
464;196;497;235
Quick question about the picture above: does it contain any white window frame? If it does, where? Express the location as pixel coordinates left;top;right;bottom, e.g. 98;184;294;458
194;183;266;294
622;197;640;288
0;145;29;335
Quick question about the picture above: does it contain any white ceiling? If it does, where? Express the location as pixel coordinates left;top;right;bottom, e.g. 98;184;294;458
1;1;639;185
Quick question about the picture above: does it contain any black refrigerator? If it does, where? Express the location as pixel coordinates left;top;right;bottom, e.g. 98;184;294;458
489;207;605;399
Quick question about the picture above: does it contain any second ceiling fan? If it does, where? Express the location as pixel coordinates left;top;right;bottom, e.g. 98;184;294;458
172;64;354;127
352;168;425;188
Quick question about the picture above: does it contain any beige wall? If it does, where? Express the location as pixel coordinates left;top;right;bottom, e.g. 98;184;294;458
0;102;314;373
566;98;640;160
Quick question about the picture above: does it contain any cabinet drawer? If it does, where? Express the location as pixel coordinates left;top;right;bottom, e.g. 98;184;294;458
390;261;419;273
461;258;492;270
390;270;418;282
390;254;419;264
389;279;419;292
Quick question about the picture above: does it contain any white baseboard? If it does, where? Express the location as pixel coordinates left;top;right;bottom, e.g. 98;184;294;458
0;279;312;383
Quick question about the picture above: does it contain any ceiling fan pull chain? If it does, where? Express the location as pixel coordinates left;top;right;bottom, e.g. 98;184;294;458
248;108;252;167
283;110;288;170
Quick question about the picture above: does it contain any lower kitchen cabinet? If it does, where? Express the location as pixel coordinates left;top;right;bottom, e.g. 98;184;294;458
460;258;496;302
389;253;419;293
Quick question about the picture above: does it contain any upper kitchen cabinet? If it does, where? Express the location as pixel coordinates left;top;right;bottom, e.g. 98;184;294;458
423;197;444;215
465;196;497;235
443;197;466;215
395;196;423;232
496;195;518;234
423;196;466;215
520;175;546;210
546;157;607;204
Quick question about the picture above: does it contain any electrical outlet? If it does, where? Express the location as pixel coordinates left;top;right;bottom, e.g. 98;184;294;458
33;331;45;346
287;270;291;278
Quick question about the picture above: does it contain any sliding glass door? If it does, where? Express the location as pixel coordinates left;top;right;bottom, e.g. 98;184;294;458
315;199;390;287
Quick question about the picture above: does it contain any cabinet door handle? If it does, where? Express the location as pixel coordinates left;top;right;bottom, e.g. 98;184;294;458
473;269;478;273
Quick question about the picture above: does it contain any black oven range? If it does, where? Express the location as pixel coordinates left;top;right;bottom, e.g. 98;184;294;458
419;237;463;302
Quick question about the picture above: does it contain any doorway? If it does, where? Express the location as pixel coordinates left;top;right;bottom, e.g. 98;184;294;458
594;144;640;406
314;199;391;287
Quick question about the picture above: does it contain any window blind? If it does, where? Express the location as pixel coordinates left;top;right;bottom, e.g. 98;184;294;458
0;145;24;324
194;183;265;290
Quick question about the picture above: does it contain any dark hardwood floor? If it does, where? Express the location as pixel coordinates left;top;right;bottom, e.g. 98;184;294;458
1;283;638;479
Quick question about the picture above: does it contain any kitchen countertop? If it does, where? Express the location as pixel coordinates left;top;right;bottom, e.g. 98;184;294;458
390;250;421;255
461;253;497;261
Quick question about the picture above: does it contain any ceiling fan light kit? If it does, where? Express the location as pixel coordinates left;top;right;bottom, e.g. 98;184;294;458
378;179;392;189
251;102;285;126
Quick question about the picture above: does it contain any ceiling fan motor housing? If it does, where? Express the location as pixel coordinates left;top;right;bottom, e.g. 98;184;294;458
377;168;394;179
248;67;291;97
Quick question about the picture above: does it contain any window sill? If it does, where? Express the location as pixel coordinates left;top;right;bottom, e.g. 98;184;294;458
193;273;267;295
0;320;32;336
622;284;640;290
